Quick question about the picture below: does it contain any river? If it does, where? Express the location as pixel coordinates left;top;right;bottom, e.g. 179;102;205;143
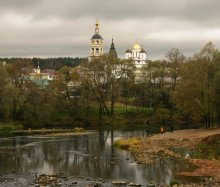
0;130;198;186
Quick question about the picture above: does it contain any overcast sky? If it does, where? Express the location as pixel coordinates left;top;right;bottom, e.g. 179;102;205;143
0;0;220;60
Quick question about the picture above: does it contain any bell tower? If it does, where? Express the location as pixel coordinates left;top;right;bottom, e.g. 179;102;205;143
89;20;104;62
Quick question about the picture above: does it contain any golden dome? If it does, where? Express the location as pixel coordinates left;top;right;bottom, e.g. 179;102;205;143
133;43;141;50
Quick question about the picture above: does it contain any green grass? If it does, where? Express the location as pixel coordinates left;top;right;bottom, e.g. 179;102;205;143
104;102;153;115
0;122;24;134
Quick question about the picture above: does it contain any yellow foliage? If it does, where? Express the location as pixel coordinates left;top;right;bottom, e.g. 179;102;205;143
73;127;85;132
114;137;141;150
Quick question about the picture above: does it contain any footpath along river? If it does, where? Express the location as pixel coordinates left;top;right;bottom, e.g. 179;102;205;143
0;130;198;186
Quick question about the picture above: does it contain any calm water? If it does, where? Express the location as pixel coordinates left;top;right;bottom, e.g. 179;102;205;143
0;130;197;185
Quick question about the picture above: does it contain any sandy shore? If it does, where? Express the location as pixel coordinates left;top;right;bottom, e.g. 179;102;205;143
130;128;220;177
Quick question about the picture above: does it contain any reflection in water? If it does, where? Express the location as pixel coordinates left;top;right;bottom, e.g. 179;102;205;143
0;131;195;185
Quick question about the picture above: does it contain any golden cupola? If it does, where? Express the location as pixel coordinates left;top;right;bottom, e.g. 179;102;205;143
133;43;141;50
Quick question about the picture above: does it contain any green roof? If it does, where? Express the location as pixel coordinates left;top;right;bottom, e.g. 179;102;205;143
31;79;50;87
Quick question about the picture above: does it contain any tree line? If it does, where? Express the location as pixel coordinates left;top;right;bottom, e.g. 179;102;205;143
0;42;219;128
0;57;87;70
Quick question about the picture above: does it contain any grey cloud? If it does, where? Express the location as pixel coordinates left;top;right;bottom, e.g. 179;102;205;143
0;0;41;7
0;0;220;59
0;0;220;24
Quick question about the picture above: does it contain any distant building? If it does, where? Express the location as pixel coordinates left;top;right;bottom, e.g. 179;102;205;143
29;65;55;81
89;20;104;62
29;65;55;87
0;61;6;66
125;43;147;68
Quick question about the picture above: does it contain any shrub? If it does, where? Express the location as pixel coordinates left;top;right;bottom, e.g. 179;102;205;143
73;127;85;132
114;137;141;150
170;180;180;186
0;123;23;133
0;126;12;133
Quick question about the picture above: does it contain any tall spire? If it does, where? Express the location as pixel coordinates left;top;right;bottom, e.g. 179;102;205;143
95;18;99;34
108;37;118;60
110;37;115;49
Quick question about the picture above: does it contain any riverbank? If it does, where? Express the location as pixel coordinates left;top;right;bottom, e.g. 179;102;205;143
113;128;220;186
11;128;96;137
127;128;220;178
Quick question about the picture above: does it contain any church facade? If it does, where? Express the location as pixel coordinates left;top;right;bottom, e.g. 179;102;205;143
125;44;147;82
125;43;147;68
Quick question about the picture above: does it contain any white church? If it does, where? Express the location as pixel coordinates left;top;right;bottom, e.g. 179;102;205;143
125;44;147;81
125;43;147;68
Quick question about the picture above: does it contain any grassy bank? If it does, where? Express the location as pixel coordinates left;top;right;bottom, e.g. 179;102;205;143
0;104;200;133
0;121;24;135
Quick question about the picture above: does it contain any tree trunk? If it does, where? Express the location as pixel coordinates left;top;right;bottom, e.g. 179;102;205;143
110;91;114;116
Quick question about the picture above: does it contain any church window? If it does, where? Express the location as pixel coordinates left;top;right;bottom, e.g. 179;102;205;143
92;48;94;51
96;48;99;53
96;40;99;44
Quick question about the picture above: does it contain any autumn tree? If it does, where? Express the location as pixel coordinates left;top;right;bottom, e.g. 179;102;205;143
22;82;56;127
166;48;185;90
141;60;168;109
173;42;218;127
82;55;134;119
50;66;85;123
5;60;32;120
0;63;13;119
106;58;134;116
